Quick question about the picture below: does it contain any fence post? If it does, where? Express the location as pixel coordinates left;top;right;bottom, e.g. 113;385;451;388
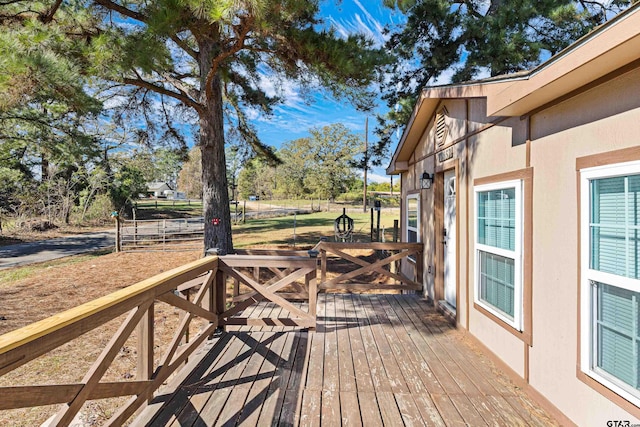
307;269;317;332
133;208;137;247
162;219;166;248
370;208;374;241
114;216;121;253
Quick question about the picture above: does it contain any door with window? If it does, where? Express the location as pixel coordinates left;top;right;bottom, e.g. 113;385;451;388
443;170;457;308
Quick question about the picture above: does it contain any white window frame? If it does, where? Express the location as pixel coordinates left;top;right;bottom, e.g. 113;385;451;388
580;160;640;407
406;193;420;262
473;179;524;331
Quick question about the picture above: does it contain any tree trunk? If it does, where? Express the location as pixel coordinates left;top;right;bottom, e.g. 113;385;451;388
199;53;233;254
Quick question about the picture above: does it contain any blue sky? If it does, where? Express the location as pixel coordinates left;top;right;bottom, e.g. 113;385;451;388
249;0;406;183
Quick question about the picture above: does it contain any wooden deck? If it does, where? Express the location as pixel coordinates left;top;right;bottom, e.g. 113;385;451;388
133;294;558;426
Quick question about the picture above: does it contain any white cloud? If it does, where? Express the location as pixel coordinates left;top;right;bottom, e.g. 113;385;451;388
352;0;385;36
325;0;387;46
258;75;303;107
359;170;391;184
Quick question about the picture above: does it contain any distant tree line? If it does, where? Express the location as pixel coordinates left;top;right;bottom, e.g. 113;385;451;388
243;123;363;201
0;132;185;227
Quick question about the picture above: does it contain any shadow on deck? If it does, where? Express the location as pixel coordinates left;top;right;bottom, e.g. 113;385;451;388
134;294;558;426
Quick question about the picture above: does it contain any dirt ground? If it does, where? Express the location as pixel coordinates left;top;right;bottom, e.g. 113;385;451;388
0;251;201;334
0;224;112;247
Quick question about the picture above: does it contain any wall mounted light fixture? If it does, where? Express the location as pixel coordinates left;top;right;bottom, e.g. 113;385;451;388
421;172;434;190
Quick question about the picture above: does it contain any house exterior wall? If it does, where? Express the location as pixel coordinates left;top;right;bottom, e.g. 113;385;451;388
396;65;640;425
527;66;640;426
466;108;529;378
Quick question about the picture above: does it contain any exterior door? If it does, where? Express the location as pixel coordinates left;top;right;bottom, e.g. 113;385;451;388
443;170;457;308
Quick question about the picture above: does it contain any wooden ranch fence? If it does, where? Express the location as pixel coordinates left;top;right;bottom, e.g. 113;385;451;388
118;218;205;252
0;253;318;425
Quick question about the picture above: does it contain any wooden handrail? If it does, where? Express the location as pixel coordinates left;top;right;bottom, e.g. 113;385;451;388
0;252;322;424
0;257;217;357
0;245;423;423
317;241;422;251
0;256;220;424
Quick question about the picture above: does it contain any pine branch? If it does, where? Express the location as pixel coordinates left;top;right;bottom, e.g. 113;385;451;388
458;0;485;19
161;72;200;100
122;75;203;113
206;15;254;101
170;34;198;60
40;0;62;23
93;0;146;23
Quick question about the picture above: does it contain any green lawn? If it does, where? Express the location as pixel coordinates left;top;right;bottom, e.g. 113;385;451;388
232;210;400;248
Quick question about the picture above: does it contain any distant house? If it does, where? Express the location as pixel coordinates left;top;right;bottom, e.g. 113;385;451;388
146;182;173;198
165;190;186;200
388;5;640;426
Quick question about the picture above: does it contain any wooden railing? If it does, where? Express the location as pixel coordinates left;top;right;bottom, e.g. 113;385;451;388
0;253;317;425
0;244;420;424
317;242;423;292
219;254;317;331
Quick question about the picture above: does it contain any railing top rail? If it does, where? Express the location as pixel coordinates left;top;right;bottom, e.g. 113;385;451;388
233;249;311;257
317;242;423;250
0;256;218;356
220;254;317;268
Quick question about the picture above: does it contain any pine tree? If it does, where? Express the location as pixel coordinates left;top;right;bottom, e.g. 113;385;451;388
0;1;384;254
376;0;633;157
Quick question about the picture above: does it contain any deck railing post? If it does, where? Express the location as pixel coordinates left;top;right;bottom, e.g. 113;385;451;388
136;302;154;403
307;266;318;332
202;268;216;338
233;277;240;298
215;268;226;332
320;248;327;285
415;245;424;293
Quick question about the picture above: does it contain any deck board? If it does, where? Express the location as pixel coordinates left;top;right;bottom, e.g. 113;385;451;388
132;294;562;426
343;294;374;393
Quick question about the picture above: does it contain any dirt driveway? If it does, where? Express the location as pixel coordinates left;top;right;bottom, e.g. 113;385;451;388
0;231;114;269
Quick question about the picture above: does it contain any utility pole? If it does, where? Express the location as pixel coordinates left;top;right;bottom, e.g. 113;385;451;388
363;117;368;212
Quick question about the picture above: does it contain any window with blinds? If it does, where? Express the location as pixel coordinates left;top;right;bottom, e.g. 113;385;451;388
595;282;639;391
590;175;640;280
474;181;523;329
406;194;420;261
582;165;640;403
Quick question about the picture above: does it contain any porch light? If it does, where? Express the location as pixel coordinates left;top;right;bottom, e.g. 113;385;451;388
421;172;433;190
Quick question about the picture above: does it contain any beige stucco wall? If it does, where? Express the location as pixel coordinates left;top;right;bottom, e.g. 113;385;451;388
399;112;435;290
527;67;640;426
466;101;529;377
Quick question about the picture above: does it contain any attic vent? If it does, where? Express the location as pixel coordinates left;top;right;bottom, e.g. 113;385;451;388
435;106;449;147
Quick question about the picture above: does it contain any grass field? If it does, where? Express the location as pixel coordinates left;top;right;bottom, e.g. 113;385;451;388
132;198;394;220
232;210;400;248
